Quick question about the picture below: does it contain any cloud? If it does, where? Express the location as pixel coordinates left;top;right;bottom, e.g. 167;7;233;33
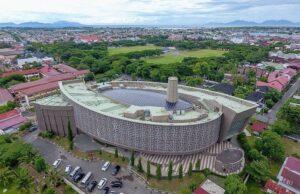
0;0;299;24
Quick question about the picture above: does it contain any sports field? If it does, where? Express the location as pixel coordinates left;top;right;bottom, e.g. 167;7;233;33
144;49;227;64
108;45;161;55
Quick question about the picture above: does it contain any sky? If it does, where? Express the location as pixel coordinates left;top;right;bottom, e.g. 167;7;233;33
0;0;300;25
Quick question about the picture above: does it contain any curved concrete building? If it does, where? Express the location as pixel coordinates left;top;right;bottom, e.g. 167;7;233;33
34;78;257;155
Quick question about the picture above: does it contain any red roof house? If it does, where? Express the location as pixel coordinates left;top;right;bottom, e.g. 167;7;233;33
0;68;40;78
264;179;294;194
277;157;300;193
252;121;268;133
0;87;14;105
0;109;26;131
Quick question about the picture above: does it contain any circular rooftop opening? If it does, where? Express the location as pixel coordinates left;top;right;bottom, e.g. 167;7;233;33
101;88;192;110
216;148;244;164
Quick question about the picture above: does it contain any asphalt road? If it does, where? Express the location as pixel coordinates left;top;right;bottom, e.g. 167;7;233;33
23;131;157;194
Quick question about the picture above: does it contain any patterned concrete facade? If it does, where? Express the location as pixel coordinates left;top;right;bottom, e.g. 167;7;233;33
62;95;222;155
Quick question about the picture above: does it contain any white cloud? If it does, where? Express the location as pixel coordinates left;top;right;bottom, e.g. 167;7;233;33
0;0;299;24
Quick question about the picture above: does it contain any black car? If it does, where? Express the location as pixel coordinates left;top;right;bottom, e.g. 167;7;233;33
112;165;121;175
28;126;37;132
100;186;110;194
87;180;97;192
73;173;85;182
111;181;122;188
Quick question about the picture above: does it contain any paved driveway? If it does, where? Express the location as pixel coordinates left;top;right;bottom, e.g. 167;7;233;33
23;131;158;194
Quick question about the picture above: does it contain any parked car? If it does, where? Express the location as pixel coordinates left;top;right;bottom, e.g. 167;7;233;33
70;166;81;178
28;125;37;132
52;159;62;169
101;161;110;171
73;172;85;182
87;180;97;192
110;191;124;194
111;180;122;188
100;187;110;194
81;172;92;187
98;178;107;190
112;165;121;175
65;165;72;174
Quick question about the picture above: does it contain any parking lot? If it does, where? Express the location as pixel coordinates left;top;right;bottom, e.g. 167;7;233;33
23;131;157;194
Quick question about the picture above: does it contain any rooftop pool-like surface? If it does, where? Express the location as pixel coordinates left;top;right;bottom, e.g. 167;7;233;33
101;88;192;110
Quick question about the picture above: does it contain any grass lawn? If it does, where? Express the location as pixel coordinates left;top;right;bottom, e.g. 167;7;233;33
282;137;300;156
108;45;161;55
148;172;205;194
246;180;264;194
144;49;227;64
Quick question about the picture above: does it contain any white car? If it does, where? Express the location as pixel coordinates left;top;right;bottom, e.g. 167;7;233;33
52;159;62;169
101;161;110;171
65;165;72;174
98;178;107;189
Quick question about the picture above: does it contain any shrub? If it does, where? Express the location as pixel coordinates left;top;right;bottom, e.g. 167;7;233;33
39;131;54;139
19;121;32;131
34;157;46;172
156;164;161;180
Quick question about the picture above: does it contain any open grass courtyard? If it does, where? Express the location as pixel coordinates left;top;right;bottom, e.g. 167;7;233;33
144;49;227;64
108;45;161;55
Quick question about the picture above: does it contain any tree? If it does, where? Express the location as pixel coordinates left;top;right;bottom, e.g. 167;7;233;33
34;157;46;172
137;158;143;172
225;174;247;194
0;167;14;187
167;160;173;180
43;187;56;194
195;159;200;171
178;164;183;179
15;168;33;193
271;119;292;136
246;160;270;184
130;151;135;166
146;160;151;178
188;162;193;176
47;169;63;187
156;164;162;180
84;72;95;82
255;130;285;161
114;148;118;158
67;119;73;150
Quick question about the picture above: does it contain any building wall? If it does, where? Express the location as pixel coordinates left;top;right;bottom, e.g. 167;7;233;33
34;103;77;137
62;91;222;155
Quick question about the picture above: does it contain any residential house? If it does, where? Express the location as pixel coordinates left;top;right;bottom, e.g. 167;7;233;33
277;157;300;193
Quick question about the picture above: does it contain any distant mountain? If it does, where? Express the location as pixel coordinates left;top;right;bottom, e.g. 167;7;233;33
0;21;85;28
204;20;300;27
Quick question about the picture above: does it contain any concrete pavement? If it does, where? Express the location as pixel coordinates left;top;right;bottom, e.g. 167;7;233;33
23;131;158;194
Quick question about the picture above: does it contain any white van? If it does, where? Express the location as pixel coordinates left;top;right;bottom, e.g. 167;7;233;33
97;178;107;189
70;166;81;177
81;171;92;187
101;161;110;171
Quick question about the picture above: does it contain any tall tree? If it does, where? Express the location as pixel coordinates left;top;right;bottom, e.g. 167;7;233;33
146;160;151;178
225;174;247;194
195;159;200;171
67;118;73;150
167;160;173;180
130;151;135;166
114;148;118;158
246;160;270;183
156;164;162;180
178;164;183;179
188;162;193;176
137;158;143;172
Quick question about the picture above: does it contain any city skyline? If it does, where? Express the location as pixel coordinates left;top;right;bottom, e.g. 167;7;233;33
1;0;300;25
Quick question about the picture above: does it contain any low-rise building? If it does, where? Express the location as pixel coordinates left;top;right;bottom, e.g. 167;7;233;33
277;157;300;193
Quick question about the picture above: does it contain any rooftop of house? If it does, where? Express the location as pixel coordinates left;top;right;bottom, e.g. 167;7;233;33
277;157;300;192
0;88;14;105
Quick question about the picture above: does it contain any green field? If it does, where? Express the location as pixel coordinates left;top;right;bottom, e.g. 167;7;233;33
144;49;227;64
108;45;161;55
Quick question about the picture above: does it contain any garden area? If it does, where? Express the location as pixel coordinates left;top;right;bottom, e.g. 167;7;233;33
108;44;161;55
0;134;76;194
144;49;227;64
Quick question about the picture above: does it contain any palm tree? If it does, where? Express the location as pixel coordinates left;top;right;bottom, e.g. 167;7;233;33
47;169;63;187
0;167;15;188
15;168;33;193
